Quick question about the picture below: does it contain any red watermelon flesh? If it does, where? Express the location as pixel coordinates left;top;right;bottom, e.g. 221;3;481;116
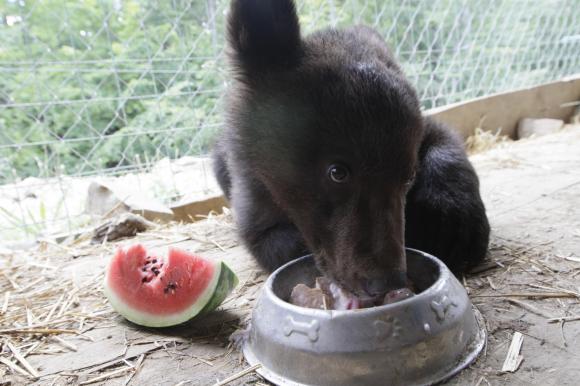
104;244;238;327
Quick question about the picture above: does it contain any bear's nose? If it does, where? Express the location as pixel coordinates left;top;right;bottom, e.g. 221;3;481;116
362;272;406;296
363;278;391;296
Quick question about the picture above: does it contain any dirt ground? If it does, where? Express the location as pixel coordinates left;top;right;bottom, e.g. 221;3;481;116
1;124;580;386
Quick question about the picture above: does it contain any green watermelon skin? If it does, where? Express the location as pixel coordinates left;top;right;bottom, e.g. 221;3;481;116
104;244;238;327
200;261;239;315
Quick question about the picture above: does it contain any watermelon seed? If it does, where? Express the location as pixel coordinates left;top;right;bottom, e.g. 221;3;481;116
141;277;147;283
142;267;147;272
152;259;157;263
164;282;177;294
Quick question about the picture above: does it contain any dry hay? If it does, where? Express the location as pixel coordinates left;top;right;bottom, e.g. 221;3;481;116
0;243;110;382
0;210;263;385
465;127;512;155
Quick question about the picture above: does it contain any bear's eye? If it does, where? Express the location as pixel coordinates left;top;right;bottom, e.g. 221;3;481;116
327;164;350;183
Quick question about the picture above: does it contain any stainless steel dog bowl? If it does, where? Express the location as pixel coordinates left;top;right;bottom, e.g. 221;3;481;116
243;248;486;386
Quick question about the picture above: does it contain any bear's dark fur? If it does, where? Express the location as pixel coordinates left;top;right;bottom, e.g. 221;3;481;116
213;0;490;296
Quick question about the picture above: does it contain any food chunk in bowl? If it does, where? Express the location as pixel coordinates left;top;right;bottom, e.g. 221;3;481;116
289;276;415;310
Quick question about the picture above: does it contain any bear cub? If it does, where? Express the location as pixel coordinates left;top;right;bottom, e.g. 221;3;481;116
213;0;490;297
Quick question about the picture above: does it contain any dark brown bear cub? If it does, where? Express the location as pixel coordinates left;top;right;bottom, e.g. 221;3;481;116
213;0;490;298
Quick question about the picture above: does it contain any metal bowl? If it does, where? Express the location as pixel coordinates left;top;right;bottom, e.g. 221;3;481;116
242;248;486;386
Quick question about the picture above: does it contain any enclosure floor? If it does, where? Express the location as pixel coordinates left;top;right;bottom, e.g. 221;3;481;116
2;124;580;386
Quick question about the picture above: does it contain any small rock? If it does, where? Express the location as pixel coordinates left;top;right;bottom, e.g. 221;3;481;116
85;181;129;217
517;118;564;139
91;213;155;244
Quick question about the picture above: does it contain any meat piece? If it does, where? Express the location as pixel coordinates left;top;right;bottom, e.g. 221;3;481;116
289;284;331;310
316;276;373;310
289;277;415;310
383;288;415;304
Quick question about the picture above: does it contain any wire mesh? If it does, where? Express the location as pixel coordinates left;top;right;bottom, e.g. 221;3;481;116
1;0;579;243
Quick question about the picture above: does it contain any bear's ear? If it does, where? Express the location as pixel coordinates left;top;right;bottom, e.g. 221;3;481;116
227;0;301;75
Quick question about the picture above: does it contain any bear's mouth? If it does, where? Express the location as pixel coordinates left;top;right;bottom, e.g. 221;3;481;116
310;252;412;309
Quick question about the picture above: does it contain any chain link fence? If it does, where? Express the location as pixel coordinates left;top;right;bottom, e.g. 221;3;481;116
1;0;579;244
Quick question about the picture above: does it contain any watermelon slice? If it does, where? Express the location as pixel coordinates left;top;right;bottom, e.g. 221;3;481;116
104;244;238;327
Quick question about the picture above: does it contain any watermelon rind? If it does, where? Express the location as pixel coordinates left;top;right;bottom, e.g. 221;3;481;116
199;261;239;315
104;258;238;328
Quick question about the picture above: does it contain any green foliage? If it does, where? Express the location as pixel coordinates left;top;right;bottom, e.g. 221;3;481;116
0;0;223;181
0;0;578;183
